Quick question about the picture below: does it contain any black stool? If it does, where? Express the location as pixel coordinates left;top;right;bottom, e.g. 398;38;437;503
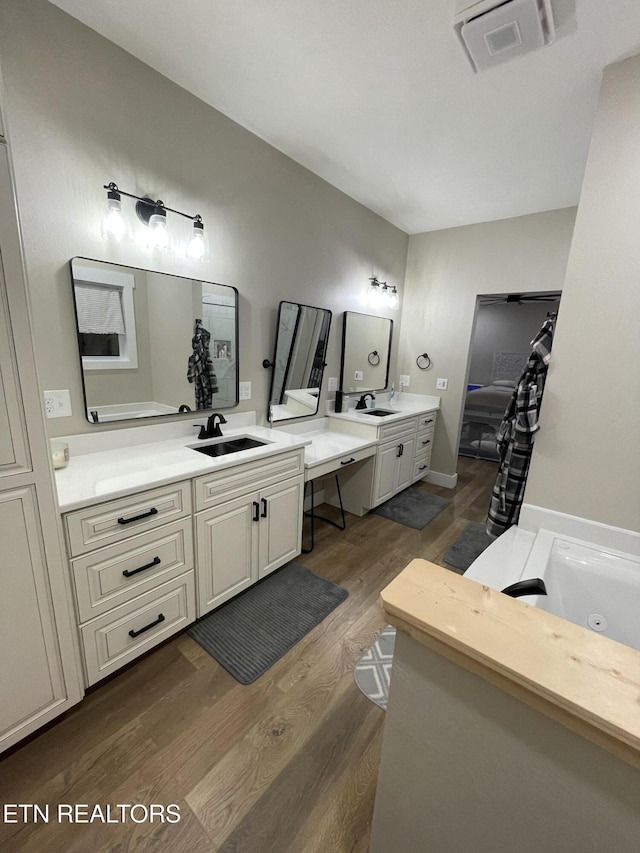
301;474;346;553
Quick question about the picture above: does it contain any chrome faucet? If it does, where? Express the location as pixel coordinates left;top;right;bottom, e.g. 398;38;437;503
197;412;227;439
355;393;375;410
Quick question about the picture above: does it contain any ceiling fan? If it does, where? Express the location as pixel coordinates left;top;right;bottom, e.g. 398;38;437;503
479;293;561;306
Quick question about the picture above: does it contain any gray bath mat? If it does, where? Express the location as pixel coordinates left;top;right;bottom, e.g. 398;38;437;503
187;562;348;684
354;625;396;710
373;488;450;530
444;521;493;571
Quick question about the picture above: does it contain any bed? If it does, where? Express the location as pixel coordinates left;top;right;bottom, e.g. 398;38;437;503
458;380;515;461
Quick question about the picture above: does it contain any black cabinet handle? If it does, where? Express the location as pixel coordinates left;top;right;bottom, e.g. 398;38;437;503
261;498;268;518
128;613;165;638
252;501;260;522
421;439;431;446
340;457;355;465
419;465;427;471
122;556;161;578
397;443;404;457
117;507;158;525
422;418;433;425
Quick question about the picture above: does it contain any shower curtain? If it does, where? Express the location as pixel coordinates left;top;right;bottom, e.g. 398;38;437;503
486;317;555;538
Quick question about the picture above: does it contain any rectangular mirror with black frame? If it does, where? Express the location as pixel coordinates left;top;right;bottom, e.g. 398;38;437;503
266;301;332;422
70;257;239;424
340;311;392;394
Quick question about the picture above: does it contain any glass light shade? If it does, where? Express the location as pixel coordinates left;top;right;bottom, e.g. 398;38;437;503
147;211;170;250
368;279;382;306
186;220;209;261
101;197;130;242
388;287;399;310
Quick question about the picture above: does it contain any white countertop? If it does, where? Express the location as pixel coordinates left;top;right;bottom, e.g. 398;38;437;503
275;418;377;472
54;424;311;512
326;393;440;426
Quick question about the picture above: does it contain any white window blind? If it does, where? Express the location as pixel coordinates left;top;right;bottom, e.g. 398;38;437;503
75;283;125;335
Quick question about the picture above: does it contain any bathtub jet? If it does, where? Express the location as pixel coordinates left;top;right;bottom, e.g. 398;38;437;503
501;578;548;598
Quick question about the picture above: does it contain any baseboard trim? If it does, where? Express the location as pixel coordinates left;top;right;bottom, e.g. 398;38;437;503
426;470;458;489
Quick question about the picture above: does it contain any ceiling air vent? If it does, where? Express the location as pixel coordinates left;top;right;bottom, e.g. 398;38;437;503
453;0;555;73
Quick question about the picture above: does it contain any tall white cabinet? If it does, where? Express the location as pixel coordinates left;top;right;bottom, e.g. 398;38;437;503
0;132;82;752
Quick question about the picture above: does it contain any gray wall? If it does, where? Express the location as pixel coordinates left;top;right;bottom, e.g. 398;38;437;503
0;0;407;437
399;208;576;478
371;632;640;853
525;54;640;532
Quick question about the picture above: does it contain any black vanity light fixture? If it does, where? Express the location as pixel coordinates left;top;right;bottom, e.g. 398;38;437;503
368;276;399;310
101;182;209;260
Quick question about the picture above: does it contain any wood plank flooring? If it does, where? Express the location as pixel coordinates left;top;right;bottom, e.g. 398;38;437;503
0;457;496;852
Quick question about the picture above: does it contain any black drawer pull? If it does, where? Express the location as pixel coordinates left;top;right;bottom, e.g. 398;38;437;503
396;443;404;457
340;457;356;465
261;498;268;518
422;418;433;425
122;556;161;578
421;439;431;445
252;501;260;522
419;465;427;471
117;507;158;525
128;613;165;638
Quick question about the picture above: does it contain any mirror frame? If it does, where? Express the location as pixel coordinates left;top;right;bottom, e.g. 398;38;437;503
70;257;239;425
266;300;332;423
339;311;393;394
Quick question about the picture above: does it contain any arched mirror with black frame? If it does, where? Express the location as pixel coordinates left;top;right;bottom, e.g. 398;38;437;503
266;301;332;422
339;311;393;394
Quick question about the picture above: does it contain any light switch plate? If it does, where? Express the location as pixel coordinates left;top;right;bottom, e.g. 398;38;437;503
328;377;338;392
239;381;252;400
354;370;363;381
436;378;448;390
399;374;410;387
43;389;72;418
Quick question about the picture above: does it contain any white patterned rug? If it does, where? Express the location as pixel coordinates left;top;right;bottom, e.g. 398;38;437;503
353;625;396;710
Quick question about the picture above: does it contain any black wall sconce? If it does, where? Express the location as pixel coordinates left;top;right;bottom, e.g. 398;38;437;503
101;181;209;260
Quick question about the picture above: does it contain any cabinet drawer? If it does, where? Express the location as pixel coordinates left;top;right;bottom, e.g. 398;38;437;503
194;449;304;511
378;417;418;444
80;571;195;686
417;412;437;430
412;454;432;482
65;481;191;557
71;518;194;623
305;445;376;482
415;429;434;456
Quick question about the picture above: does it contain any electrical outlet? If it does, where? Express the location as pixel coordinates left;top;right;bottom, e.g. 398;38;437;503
239;381;252;401
328;377;338;392
354;370;363;381
436;378;448;390
399;374;410;387
43;389;72;418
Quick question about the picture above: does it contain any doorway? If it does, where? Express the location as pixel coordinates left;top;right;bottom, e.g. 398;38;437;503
458;291;561;461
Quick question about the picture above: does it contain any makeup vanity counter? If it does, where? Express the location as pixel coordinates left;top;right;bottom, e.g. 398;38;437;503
53;418;310;686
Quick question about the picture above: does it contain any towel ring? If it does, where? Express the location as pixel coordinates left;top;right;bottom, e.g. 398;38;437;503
416;352;432;370
367;350;380;366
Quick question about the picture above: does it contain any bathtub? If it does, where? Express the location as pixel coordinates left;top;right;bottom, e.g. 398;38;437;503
465;526;640;653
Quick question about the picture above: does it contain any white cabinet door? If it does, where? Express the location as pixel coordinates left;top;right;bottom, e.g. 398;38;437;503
258;478;303;579
196;493;259;616
0;487;67;746
0;212;29;477
395;435;416;494
373;442;400;506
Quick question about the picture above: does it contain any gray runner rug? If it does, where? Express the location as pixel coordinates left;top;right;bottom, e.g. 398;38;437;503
373;487;450;530
443;521;493;572
354;625;396;710
187;562;348;684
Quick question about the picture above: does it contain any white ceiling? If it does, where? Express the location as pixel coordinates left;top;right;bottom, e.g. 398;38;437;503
48;0;640;234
